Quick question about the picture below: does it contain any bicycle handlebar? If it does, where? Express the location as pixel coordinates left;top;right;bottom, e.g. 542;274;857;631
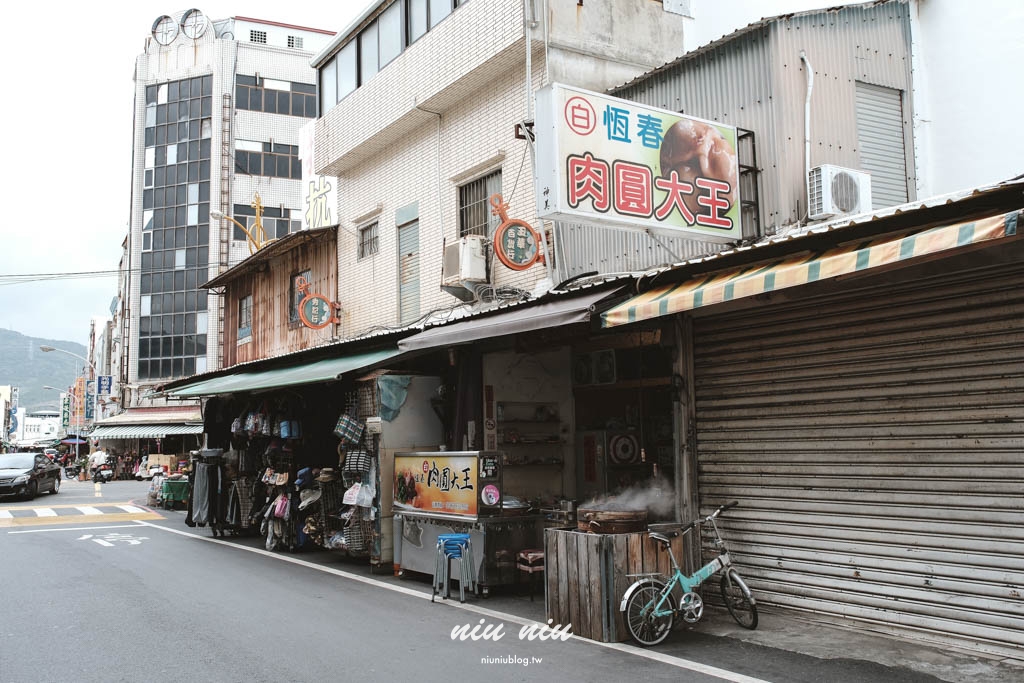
681;501;740;530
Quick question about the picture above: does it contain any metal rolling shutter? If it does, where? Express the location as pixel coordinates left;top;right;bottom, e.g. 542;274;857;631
398;221;420;325
856;81;909;209
691;267;1024;658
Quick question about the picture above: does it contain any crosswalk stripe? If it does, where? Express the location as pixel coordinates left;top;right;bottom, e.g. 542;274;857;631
116;505;145;513
76;506;104;515
35;508;58;517
0;510;11;519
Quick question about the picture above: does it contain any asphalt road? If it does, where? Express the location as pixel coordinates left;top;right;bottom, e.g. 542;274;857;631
0;478;968;683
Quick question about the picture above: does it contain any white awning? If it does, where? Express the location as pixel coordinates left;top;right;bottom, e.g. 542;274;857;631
89;424;204;439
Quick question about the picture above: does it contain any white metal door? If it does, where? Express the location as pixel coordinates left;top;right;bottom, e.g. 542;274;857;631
691;266;1024;657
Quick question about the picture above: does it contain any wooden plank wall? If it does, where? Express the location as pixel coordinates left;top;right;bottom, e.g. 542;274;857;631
545;529;686;643
222;236;337;367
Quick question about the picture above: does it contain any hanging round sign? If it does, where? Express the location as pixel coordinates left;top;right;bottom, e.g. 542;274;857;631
299;294;334;329
490;194;545;271
294;276;341;330
609;433;640;465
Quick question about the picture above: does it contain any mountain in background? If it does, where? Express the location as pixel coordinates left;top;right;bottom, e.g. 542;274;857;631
0;329;89;412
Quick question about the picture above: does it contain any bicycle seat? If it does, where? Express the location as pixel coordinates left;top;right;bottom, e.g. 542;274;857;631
649;532;677;547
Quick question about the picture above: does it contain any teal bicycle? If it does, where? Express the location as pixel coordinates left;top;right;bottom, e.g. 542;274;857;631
620;501;758;646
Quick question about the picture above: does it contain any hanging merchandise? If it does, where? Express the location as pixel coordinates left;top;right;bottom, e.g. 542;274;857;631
334;412;365;445
343;448;371;474
298;488;322;511
343;482;362;505
273;493;290;519
356;458;377;508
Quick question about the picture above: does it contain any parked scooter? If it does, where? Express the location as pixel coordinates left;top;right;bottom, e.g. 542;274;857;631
93;464;114;484
64;465;80;479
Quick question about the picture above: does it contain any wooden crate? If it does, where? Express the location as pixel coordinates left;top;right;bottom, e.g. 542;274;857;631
544;527;688;642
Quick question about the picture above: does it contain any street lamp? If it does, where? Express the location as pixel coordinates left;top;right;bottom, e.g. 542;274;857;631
210;193;274;254
39;345;97;372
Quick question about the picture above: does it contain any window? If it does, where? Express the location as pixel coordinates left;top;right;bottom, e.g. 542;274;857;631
408;0;428;43
430;0;454;27
459;169;502;237
318;0;464;117
359;21;379;85
138;74;212;381
289;269;312;324
238;295;252;340
337;42;357;104
358;222;380;259
250;30;267;44
288;35;304;49
379;2;403;67
235;76;317;119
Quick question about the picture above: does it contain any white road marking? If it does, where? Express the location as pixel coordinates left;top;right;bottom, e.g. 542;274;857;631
7;523;149;534
0;510;12;519
136;521;773;683
116;505;145;513
35;508;57;517
76;506;104;515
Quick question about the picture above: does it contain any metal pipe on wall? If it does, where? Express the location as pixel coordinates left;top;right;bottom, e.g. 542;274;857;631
800;50;814;223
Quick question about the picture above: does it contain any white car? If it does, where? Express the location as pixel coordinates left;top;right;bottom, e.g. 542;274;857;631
135;464;165;480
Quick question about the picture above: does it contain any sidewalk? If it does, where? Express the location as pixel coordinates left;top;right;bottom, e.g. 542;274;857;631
158;511;1023;683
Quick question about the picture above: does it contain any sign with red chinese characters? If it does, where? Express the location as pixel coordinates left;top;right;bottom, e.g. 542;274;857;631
490;194;545;271
393;453;478;518
534;83;741;242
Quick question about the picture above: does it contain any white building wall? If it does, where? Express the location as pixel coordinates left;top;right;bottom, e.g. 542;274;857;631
335;62;542;337
910;0;1024;196
232;18;335;54
319;0;689;338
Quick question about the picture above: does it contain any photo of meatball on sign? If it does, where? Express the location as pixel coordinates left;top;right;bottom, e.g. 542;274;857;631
534;84;741;242
659;118;739;223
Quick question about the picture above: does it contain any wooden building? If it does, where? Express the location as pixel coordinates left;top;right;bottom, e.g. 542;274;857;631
203;226;338;368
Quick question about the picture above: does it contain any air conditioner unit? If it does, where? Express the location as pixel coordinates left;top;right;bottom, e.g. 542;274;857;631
441;235;489;302
808;164;872;220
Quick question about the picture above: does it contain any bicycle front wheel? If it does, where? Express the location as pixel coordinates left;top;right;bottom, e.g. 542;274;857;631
720;571;758;629
624;583;675;646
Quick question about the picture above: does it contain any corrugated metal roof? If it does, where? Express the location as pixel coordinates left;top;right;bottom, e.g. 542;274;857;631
626;176;1024;286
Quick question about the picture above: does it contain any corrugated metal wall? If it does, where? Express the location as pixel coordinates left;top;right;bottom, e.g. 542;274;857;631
612;1;914;232
556;221;720;282
689;265;1024;658
856;81;910;208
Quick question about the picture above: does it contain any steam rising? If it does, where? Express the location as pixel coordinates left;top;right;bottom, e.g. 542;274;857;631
581;476;674;516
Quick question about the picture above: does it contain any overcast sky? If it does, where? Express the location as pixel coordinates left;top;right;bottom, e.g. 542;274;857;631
0;0;829;348
0;1;372;347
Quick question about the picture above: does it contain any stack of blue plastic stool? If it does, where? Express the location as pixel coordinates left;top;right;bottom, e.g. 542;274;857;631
432;533;476;603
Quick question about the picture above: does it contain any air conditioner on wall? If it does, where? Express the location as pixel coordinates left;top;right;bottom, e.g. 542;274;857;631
441;235;489;302
808;164;872;220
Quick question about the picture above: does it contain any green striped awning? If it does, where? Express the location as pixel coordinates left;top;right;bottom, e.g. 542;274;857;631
90;424;204;439
602;210;1020;328
166;347;403;398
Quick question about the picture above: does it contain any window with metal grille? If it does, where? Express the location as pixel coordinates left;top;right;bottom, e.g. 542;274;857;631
238;294;252;340
458;170;501;237
289;269;311;324
287;35;303;49
250;30;267;44
358;222;379;259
